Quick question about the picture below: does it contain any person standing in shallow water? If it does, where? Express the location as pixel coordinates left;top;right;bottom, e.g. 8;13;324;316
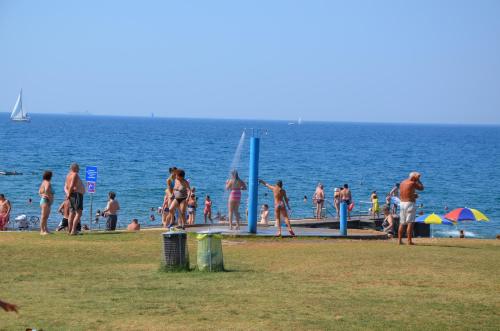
259;179;295;237
226;170;247;230
38;170;54;235
65;163;85;235
398;172;424;245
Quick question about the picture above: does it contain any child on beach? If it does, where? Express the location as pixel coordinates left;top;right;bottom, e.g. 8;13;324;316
371;191;380;218
56;200;70;231
204;195;213;224
187;187;197;225
259;204;269;225
162;187;173;228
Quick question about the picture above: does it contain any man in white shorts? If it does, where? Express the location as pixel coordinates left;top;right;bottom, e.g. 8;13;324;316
398;172;424;245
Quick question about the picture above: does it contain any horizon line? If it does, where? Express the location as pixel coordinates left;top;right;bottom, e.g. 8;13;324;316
1;111;499;127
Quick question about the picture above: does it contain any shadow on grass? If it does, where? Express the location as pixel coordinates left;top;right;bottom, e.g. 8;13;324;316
417;243;482;250
158;265;254;274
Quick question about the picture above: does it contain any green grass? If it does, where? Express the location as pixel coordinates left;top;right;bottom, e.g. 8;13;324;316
0;231;499;330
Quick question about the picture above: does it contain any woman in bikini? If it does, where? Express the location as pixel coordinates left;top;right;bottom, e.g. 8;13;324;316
259;179;295;237
333;187;341;218
187;187;197;225
226;170;247;230
38;170;54;235
168;169;190;229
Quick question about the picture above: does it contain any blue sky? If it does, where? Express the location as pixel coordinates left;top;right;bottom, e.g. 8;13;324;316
1;0;499;124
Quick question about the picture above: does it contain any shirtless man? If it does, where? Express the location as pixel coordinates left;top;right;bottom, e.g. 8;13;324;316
103;191;120;231
259;179;295;237
398;172;424;245
64;163;85;235
0;194;12;231
340;184;352;220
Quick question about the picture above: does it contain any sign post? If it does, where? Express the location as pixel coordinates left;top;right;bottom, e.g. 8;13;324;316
85;166;98;230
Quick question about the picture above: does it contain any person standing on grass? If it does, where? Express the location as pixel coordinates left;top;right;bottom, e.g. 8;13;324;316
38;170;55;235
203;195;213;224
103;191;120;231
259;179;295;237
398;172;424;245
0;194;12;231
313;183;325;219
64;163;85;235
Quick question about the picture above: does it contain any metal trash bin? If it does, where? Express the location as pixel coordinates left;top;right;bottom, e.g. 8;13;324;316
196;232;224;272
162;231;189;271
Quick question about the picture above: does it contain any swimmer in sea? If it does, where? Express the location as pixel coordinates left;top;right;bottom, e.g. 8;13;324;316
259;179;295;237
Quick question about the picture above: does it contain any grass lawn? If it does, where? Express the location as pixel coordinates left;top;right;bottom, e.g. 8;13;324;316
0;230;499;330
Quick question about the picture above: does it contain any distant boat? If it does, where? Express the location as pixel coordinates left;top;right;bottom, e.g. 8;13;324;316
10;89;31;122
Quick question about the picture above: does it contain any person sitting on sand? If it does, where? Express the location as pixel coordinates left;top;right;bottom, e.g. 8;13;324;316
0;194;12;231
259;179;295;237
398;172;424;245
127;219;140;231
259;204;270;225
382;205;394;236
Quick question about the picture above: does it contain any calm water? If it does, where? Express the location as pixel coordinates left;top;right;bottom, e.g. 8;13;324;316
1;114;499;238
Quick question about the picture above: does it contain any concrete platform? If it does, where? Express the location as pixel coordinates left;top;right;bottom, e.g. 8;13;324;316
182;225;388;239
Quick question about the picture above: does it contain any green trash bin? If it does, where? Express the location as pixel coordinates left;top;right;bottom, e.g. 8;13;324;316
196;232;224;272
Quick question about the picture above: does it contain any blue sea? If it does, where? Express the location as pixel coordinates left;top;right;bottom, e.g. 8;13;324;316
1;113;499;238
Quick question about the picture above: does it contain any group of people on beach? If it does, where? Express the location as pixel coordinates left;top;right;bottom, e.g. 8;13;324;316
310;183;353;219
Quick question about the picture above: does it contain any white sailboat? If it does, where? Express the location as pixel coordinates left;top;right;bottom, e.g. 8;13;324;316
10;89;31;122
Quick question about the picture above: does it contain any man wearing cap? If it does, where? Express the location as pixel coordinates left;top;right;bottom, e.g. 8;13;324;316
398;172;424;245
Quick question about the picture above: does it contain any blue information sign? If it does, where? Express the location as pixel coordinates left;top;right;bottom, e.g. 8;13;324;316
85;166;98;182
87;181;96;194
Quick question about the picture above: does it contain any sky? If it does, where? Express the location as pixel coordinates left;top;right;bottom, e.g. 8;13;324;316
0;0;499;124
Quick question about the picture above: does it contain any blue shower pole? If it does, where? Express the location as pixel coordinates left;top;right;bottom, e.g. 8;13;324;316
340;202;348;236
248;136;260;234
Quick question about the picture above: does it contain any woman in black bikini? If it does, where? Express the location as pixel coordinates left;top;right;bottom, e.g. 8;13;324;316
168;169;190;229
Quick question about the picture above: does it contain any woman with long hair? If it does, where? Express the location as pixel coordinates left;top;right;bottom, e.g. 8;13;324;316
38;170;54;235
225;170;247;230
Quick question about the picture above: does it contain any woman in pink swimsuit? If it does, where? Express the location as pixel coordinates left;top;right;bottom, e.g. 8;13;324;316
225;170;247;230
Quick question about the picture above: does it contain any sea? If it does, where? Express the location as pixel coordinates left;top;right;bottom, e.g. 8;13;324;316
1;113;499;238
